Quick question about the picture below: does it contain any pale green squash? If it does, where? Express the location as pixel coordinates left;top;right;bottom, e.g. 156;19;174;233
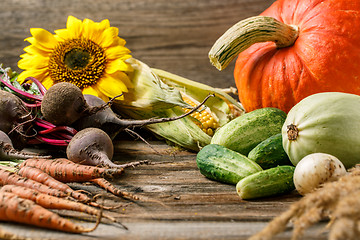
282;92;360;169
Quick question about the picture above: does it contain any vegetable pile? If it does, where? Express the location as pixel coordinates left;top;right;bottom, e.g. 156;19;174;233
2;1;360;237
201;0;360;238
195;91;360;239
0;66;225;237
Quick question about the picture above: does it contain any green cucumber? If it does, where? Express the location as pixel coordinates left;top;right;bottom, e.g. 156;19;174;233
248;133;292;169
211;107;286;156
196;144;262;185
236;165;295;200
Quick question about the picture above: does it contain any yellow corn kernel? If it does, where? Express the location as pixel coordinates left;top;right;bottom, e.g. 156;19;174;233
182;95;220;136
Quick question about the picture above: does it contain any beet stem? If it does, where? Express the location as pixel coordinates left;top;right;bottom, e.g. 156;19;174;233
23;102;42;108
0;74;43;101
38;126;78;136
32;136;70;146
34;118;56;128
24;77;47;96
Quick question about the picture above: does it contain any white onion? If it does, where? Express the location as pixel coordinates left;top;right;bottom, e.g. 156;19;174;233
293;153;347;195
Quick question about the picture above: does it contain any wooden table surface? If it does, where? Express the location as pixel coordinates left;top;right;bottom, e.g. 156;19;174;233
1;140;328;240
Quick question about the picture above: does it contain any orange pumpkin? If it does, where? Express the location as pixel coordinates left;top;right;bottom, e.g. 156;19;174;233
209;0;360;113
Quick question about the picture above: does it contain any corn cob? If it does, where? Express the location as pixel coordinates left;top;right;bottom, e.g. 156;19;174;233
181;94;219;136
113;60;244;151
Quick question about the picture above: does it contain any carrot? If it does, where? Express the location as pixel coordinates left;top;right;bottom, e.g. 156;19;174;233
0;191;101;233
0;168;67;198
90;178;139;201
19;158;125;182
17;166;92;203
16;166;123;210
0;185;118;224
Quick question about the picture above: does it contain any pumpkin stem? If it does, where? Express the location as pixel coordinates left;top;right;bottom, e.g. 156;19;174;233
209;16;299;71
287;124;299;141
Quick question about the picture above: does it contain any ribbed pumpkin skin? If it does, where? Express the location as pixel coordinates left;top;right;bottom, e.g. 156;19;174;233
234;0;360;113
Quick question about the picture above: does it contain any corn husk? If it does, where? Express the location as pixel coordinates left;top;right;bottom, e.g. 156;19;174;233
113;60;244;151
152;68;244;126
119;58;191;110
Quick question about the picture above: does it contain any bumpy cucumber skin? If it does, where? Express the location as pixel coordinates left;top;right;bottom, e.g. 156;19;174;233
248;133;293;169
236;165;295;200
211;108;287;156
196;144;262;185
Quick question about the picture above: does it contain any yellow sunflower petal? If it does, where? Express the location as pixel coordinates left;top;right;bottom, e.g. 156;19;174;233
95;73;128;99
110;71;134;89
82;18;96;39
99;19;110;30
30;28;58;49
66;16;83;39
54;28;70;41
98;27;120;48
95;89;110;102
82;86;100;97
106;58;133;74
18;54;49;69
82;18;109;42
41;76;54;89
112;37;126;47
23;45;50;56
105;45;131;60
24;36;53;52
17;69;48;84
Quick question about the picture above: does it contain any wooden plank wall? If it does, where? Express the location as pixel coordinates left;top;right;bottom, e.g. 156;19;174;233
1;0;275;89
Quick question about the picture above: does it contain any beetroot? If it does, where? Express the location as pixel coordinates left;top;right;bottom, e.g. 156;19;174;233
66;128;118;168
66;128;149;168
40;82;90;126
0;90;33;149
0;130;51;160
40;82;112;126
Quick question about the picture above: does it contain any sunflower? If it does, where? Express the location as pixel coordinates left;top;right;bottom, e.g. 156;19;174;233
17;15;133;101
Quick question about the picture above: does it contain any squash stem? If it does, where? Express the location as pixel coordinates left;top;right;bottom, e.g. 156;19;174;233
209;16;299;71
287;124;299;141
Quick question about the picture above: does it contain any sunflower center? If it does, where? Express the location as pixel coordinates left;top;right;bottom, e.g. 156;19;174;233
64;48;91;70
48;38;106;89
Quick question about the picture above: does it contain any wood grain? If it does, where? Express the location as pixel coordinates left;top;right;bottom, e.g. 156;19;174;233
0;140;328;239
0;0;275;89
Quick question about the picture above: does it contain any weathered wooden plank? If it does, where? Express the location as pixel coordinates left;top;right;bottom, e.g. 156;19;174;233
0;140;321;239
0;220;328;240
0;0;276;89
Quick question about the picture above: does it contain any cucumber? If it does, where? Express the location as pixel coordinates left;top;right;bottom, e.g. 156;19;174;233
236;165;295;200
248;133;292;169
211;107;286;156
196;144;262;185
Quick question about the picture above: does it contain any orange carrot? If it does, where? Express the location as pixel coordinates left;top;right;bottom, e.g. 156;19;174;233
90;178;139;201
0;185;118;224
16;166;122;210
0;168;67;198
19;158;125;182
17;166;92;203
0;191;101;233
